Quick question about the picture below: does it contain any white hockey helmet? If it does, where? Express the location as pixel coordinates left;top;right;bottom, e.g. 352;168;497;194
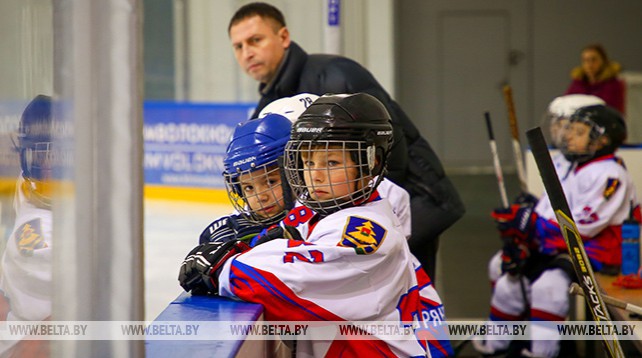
258;93;320;123
545;94;605;148
547;94;605;118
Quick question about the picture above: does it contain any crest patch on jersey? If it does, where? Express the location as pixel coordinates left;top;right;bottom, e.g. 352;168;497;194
339;216;387;254
15;218;48;256
603;178;620;200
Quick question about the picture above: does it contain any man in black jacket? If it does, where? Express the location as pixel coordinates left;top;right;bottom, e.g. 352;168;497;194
228;2;464;281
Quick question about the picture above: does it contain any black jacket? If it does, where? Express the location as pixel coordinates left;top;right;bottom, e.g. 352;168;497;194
254;42;465;238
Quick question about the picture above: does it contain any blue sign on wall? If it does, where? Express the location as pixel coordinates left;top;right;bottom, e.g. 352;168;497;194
143;101;255;189
0;100;29;180
328;0;340;26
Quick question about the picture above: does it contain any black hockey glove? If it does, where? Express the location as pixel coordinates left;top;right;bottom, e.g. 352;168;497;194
491;203;537;243
501;236;530;275
249;224;303;247
199;214;264;244
178;240;251;295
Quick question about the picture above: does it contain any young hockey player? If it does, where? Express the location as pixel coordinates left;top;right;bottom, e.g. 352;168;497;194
0;95;55;356
197;94;319;245
196;113;293;245
488;94;606;285
179;93;452;357
475;105;640;357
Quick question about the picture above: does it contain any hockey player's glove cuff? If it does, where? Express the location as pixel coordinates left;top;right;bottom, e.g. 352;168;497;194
199;215;264;244
178;240;250;295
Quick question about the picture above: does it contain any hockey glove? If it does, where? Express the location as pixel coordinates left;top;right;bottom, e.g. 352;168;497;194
501;236;530;275
491;203;537;243
250;224;303;248
198;214;264;244
178;240;250;295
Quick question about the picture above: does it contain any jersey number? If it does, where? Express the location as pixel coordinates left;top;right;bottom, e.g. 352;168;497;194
283;250;323;263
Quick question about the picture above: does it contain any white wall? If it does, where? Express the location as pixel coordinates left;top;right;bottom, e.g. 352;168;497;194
0;0;53;99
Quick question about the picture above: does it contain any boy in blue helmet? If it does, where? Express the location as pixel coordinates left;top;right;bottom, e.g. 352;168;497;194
1;95;56;356
195;113;294;245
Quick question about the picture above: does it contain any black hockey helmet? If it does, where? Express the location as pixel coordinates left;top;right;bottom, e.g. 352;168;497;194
284;93;393;215
563;104;626;162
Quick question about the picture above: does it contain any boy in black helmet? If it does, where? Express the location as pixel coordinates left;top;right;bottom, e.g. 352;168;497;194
179;93;453;357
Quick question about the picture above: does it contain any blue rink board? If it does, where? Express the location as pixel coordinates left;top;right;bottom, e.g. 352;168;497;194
143;101;256;189
145;292;264;357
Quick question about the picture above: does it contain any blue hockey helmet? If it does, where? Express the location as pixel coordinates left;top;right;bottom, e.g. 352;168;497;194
16;95;54;207
223;114;293;225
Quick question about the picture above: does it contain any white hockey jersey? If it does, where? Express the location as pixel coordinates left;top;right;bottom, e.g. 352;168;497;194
218;193;452;357
534;154;640;267
376;178;411;240
0;177;52;353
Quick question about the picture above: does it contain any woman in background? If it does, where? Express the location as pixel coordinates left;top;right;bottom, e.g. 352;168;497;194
565;43;625;114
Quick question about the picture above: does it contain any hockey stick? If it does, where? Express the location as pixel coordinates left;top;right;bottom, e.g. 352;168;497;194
569;282;642;316
502;85;528;192
485;112;509;207
486;111;529;317
526;127;624;358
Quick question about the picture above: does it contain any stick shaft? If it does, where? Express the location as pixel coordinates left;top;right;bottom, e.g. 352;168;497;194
485;112;509;207
503;85;528;192
527;127;624;358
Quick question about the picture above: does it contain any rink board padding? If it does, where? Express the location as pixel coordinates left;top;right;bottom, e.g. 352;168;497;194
145;292;266;357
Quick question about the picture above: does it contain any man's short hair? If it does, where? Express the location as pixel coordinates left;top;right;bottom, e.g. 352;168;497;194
228;2;286;33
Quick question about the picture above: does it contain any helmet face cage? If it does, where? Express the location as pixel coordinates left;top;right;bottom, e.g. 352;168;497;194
561;118;604;163
544;95;606;150
284;139;382;216
224;159;288;226
19;141;54;208
562;105;619;163
544;112;571;150
21;141;53;180
562;105;626;164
